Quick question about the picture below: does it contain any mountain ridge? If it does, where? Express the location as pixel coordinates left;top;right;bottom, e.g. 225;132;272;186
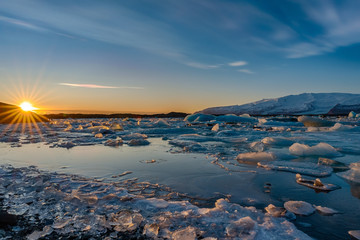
197;93;360;116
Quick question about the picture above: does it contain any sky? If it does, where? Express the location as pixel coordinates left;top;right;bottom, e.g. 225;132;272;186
1;0;360;114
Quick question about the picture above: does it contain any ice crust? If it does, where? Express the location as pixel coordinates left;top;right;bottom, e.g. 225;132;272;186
0;165;311;240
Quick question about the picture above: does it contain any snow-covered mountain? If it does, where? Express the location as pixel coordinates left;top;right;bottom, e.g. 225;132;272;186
197;93;360;115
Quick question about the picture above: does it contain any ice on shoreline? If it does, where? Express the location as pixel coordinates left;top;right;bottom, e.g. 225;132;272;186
0;164;311;240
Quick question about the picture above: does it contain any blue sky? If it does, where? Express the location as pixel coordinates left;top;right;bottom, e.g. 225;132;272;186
1;0;360;113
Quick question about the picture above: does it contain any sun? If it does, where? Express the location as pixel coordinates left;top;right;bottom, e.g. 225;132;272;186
19;101;37;112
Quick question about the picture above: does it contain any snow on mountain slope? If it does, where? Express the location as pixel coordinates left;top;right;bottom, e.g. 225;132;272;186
198;93;360;115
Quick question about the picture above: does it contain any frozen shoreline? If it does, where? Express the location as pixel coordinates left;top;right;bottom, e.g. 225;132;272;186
0;164;311;239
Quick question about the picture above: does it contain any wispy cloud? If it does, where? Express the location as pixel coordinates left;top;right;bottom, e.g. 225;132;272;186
185;62;222;69
59;83;143;89
237;69;254;74
0;15;45;31
229;61;247;67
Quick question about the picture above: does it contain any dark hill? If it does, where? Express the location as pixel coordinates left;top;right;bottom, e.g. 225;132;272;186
327;104;360;115
0;102;49;124
44;112;188;119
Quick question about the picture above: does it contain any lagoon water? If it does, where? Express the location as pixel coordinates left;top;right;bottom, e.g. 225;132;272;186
0;116;360;239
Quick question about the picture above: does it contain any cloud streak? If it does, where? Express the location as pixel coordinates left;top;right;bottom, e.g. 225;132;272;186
59;83;143;89
229;61;247;67
237;69;254;74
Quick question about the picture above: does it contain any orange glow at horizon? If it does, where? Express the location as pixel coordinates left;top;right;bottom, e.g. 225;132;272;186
19;101;38;112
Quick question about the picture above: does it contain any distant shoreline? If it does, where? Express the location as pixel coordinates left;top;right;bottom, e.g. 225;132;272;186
42;112;189;119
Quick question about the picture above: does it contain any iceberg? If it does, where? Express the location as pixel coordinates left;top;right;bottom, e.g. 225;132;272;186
297;116;334;127
261;137;294;147
289;143;341;157
348;111;357;118
184;113;216;122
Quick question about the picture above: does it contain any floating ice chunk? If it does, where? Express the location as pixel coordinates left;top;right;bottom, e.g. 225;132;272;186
236;152;276;164
295;174;340;191
110;123;123;131
225;216;257;239
76;125;83;131
337;162;360;183
64;125;73;131
7;203;29;215
289;143;340;157
328;123;354;131
94;133;103;138
112;171;132;178
151;119;170;127
261;137;294;147
121;133;148;140
143;223;160;238
348;111;357;118
318;157;348;171
127;139;150;146
349;230;360;240
298;116;334;127
249;141;265;152
284;201;315;216
172;226;197;240
184;143;206;152
184;113;216;122
52;218;71;229
314;205;339;215
265;204;296;220
104;139;123;147
27;226;52;240
57;141;76;149
258;161;332;177
265;204;287;218
211;123;219;132
216;114;257;123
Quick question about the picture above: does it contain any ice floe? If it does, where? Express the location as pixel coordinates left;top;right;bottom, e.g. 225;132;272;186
237;152;276;164
295;174;340;191
297;116;334;127
258;161;333;177
289;142;341;157
314;205;339;215
337;162;360;183
284;201;315;216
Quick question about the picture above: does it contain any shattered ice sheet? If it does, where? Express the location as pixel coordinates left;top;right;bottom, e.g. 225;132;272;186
258;161;333;177
0;164;311;239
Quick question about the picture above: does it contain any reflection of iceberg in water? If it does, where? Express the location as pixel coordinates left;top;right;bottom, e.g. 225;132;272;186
349;182;360;199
